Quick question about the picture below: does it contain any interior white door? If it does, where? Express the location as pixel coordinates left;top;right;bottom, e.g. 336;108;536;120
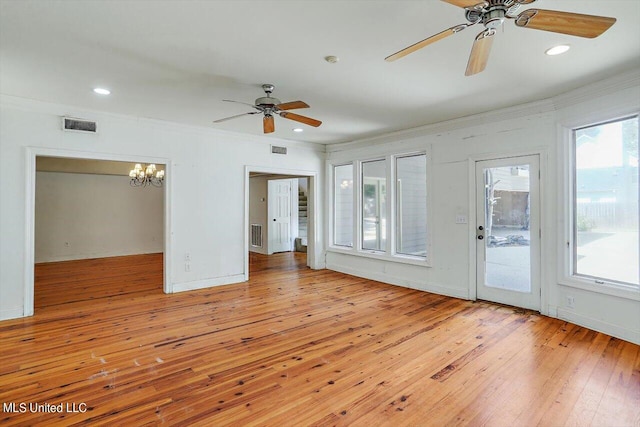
476;155;540;310
268;179;292;254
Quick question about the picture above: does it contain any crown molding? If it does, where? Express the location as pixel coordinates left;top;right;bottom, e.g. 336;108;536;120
327;99;555;153
552;68;640;111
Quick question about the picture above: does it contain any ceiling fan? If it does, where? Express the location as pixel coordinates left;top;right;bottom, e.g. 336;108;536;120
213;84;322;134
385;0;616;76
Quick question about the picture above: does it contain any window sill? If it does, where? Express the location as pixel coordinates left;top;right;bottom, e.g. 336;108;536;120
559;276;640;301
327;246;431;268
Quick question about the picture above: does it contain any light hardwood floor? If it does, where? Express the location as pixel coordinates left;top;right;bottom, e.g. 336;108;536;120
0;252;638;426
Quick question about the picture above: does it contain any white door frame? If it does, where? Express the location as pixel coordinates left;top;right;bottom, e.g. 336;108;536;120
244;166;319;279
475;155;540;310
24;147;172;316
468;149;548;315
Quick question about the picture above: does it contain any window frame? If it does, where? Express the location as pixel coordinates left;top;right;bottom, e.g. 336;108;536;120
394;153;428;260
559;113;640;300
328;150;431;267
331;162;354;249
361;158;388;253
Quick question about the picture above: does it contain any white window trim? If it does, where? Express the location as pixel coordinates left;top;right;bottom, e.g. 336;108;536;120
558;114;640;301
393;152;430;260
327;150;432;267
331;162;354;249
360;157;388;253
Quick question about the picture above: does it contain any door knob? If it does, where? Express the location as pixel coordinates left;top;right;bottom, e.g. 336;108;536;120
478;235;484;240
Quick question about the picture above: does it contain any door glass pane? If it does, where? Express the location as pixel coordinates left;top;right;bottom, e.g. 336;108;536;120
484;165;531;292
396;154;427;257
574;116;639;285
362;160;386;251
334;164;353;247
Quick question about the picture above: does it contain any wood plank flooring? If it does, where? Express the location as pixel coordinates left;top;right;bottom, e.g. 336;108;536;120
0;252;638;426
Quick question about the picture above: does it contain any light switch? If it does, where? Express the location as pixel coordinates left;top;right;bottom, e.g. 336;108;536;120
455;215;467;224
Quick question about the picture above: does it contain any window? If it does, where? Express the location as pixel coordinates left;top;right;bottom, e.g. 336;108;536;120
333;164;353;247
362;159;387;251
573;116;639;286
330;152;429;264
396;154;427;257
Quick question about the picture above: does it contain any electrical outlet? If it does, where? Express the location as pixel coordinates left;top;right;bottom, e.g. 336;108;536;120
566;296;575;309
455;215;467;224
185;262;191;272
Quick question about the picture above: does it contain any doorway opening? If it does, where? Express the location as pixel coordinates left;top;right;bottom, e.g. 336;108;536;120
474;155;541;311
25;150;171;316
245;167;317;278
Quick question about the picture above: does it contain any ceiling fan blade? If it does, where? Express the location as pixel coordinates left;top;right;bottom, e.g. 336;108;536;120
223;99;259;109
279;112;322;128
277;101;310;111
263;115;275;134
213;112;258;123
386;24;469;62
441;0;482;8
515;9;616;38
465;30;494;76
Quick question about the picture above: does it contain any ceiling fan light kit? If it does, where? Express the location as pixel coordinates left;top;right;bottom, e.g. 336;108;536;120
386;0;616;76
214;84;322;134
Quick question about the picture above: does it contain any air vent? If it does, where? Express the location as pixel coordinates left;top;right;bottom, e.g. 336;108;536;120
62;117;97;133
271;145;287;155
251;224;263;247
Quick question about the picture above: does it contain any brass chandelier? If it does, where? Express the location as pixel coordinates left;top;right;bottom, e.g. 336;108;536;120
129;163;164;187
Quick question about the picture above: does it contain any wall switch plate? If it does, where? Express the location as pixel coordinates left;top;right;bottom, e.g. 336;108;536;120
185;262;191;272
455;215;467;224
185;253;191;261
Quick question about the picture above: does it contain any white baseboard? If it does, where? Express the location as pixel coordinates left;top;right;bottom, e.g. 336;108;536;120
309;256;326;270
327;263;469;300
35;249;163;264
171;273;246;293
557;308;639;345
0;308;25;321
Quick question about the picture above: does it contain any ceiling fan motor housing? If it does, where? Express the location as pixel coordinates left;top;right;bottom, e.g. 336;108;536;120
256;84;280;107
483;8;506;29
255;96;282;107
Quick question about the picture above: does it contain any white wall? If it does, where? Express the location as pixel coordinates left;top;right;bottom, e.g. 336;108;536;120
35;171;164;262
248;176;268;255
326;70;640;344
0;95;325;320
298;177;308;195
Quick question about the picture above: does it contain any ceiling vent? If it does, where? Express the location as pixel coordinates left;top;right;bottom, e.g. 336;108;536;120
62;117;97;133
271;145;287;155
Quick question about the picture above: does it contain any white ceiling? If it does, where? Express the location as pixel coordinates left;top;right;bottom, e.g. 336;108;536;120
1;0;638;144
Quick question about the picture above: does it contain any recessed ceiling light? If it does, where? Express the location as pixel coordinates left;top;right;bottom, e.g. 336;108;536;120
293;128;304;133
93;87;111;95
545;45;570;56
324;55;339;64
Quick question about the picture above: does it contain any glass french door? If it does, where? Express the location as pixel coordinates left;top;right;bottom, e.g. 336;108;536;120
476;155;540;310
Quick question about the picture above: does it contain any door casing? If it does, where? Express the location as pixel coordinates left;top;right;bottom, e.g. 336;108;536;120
469;153;544;312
